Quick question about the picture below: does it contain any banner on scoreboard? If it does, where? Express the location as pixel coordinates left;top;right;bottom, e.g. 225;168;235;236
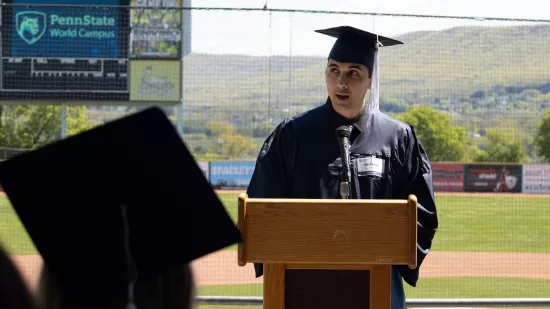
130;28;181;58
130;0;181;59
465;164;522;193
522;164;550;194
209;161;255;190
0;0;130;101
431;163;464;192
129;60;181;102
9;0;122;58
131;0;181;28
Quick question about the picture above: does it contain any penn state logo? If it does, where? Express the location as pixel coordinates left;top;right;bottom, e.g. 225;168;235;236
16;11;47;45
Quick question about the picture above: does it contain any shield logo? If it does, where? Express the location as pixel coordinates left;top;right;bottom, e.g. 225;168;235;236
505;175;518;190
16;11;47;45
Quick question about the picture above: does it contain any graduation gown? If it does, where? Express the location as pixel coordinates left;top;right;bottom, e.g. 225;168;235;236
246;99;438;309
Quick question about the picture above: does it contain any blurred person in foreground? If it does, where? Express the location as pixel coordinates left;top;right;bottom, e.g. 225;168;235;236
247;26;439;309
0;243;36;309
0;107;241;309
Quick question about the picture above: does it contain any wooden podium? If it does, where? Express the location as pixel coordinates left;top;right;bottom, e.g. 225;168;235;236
237;193;418;309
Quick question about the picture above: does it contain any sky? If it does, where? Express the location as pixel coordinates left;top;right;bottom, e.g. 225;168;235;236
187;0;549;56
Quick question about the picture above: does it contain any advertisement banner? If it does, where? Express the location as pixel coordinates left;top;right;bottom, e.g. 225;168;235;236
130;60;181;102
209;161;255;190
130;28;181;58
431;163;464;192
130;0;181;58
131;0;181;29
522;164;550;194
11;0;121;58
465;164;522;192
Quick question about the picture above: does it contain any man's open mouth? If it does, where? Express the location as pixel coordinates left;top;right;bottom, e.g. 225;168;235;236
336;94;350;100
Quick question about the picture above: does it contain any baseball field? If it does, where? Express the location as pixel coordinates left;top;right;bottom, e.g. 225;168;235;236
2;192;549;309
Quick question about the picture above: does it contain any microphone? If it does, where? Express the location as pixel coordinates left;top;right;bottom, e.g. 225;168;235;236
335;125;353;199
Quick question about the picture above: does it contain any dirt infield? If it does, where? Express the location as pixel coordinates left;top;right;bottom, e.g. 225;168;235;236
191;251;550;285
10;250;550;290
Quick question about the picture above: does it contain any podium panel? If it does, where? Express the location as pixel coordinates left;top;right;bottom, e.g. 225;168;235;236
285;269;370;309
238;194;417;309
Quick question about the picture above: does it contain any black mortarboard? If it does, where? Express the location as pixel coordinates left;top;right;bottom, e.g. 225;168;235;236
315;25;403;69
0;107;241;303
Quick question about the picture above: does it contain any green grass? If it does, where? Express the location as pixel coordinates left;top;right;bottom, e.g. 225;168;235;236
0;196;36;254
195;278;550;309
2;194;550;255
217;193;240;223
433;195;550;253
218;193;550;253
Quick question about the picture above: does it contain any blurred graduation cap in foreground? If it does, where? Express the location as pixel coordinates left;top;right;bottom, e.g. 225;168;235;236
315;25;404;114
0;107;241;303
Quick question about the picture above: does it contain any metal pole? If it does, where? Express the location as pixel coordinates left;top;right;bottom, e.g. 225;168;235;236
178;0;192;138
177;102;183;137
288;13;292;113
61;103;67;139
177;41;183;137
407;298;550;307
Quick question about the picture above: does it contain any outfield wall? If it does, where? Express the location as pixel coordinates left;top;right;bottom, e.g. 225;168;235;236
199;161;550;194
0;161;548;194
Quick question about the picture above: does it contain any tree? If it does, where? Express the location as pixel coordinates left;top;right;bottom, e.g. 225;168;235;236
207;120;236;136
0;105;93;149
380;98;408;113
474;128;526;163
219;132;256;158
206;120;257;159
397;106;468;162
534;107;550;162
462;144;486;163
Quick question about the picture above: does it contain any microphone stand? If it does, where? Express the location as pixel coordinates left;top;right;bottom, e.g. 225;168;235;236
340;179;351;199
336;125;353;199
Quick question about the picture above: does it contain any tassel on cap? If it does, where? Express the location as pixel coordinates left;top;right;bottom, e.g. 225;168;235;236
365;39;383;115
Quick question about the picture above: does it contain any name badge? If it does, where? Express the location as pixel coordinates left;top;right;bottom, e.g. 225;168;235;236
357;156;384;176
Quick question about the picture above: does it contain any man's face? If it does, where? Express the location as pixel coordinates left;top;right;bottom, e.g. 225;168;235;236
325;59;371;112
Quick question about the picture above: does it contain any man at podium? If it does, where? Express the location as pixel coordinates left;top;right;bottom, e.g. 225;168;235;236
247;25;438;309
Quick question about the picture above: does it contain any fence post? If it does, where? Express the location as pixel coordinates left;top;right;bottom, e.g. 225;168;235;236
61;103;67;139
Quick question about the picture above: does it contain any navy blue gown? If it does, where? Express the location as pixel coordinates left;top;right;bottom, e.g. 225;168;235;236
246;99;439;309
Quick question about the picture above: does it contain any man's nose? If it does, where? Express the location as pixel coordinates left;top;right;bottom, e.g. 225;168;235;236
337;76;348;89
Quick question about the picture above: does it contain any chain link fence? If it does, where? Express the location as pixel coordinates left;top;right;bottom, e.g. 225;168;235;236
1;4;550;308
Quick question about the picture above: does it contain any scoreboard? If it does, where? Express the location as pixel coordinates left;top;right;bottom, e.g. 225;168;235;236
1;58;128;95
0;0;183;103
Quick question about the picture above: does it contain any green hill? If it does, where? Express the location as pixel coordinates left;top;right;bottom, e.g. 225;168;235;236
382;24;550;102
181;23;550;107
182;54;327;107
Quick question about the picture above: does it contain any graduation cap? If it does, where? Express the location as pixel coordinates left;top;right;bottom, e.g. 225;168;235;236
315;25;403;114
0;107;241;305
